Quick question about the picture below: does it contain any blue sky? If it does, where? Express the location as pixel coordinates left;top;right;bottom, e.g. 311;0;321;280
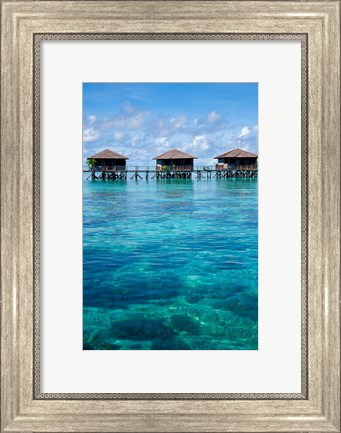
83;83;258;166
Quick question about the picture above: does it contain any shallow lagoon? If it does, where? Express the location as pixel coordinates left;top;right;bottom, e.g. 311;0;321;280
83;177;258;350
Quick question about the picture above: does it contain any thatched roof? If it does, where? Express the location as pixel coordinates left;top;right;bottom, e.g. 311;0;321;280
215;148;258;159
153;148;198;160
87;149;129;160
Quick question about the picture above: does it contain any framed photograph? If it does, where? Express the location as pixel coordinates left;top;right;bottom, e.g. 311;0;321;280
1;1;340;432
82;82;259;352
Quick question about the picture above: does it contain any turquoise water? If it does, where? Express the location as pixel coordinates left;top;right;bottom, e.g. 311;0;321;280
83;177;258;350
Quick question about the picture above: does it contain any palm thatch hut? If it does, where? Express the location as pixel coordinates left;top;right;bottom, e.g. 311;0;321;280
214;148;258;170
87;149;129;172
153;148;197;171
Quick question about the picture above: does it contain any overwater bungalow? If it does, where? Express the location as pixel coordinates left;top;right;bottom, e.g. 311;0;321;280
153;148;197;172
214;148;258;171
87;149;129;172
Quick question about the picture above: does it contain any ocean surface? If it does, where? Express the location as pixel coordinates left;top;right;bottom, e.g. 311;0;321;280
83;177;258;350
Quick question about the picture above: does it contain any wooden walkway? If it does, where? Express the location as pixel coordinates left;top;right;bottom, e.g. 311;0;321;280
84;168;258;180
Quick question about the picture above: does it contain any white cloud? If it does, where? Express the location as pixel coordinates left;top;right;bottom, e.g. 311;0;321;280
155;136;169;146
113;131;124;141
102;102;150;131
185;135;209;152
87;115;96;125
104;112;149;130
121;101;135;114
148;116;175;137
153;137;170;154
170;115;187;130
131;134;139;146
190;112;227;136
83;127;100;143
207;111;221;123
239;126;250;138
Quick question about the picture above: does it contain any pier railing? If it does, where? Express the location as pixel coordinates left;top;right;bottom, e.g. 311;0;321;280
93;165;127;172
84;164;258;172
156;165;193;172
215;164;257;171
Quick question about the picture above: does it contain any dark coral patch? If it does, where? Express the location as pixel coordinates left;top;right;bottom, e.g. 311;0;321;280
170;314;201;335
111;317;175;341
